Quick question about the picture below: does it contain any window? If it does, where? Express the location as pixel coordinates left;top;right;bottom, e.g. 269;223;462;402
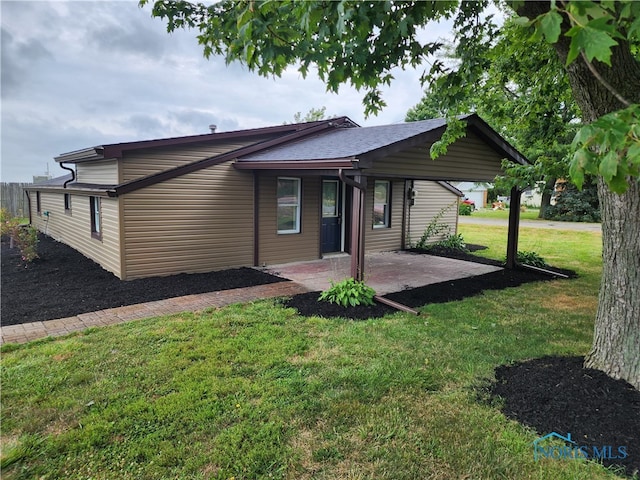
36;192;41;215
90;196;102;239
64;193;72;213
373;180;390;228
277;177;301;234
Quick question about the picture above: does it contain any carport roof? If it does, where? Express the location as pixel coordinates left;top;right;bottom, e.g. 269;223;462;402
236;113;528;167
238;117;448;162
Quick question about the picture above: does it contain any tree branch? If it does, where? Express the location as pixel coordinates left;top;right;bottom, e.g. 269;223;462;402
580;51;632;108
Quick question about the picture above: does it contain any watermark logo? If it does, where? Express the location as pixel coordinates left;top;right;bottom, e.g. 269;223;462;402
533;432;628;461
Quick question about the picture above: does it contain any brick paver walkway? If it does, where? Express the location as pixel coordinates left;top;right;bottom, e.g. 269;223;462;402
1;281;308;345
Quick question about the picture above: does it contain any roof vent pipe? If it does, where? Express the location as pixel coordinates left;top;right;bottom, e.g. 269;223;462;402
209;124;217;133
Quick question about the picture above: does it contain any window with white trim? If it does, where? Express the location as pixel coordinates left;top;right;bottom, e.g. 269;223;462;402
277;177;301;234
90;196;102;239
373;180;390;228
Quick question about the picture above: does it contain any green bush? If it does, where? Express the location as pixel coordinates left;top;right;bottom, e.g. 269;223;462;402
458;203;473;216
433;233;469;252
414;202;455;250
546;181;600;222
515;251;548;268
318;277;376;307
1;208;39;262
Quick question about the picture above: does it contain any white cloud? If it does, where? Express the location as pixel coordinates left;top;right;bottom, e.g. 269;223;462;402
1;1;455;182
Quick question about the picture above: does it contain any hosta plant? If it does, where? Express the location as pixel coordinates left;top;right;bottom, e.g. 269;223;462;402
318;278;376;308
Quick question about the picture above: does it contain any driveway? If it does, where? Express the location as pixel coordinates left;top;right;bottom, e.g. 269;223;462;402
459;216;602;232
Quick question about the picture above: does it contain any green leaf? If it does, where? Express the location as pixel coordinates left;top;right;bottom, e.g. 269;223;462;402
599;151;619;181
539;10;563;43
629;16;640;41
565;23;619;66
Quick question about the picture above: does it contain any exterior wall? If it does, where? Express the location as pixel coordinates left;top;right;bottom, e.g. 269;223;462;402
364;179;406;252
258;175;320;266
406;181;459;248
29;191;122;277
367;131;506;182
121;161;255;279
120;135;277;183
76;160;119;184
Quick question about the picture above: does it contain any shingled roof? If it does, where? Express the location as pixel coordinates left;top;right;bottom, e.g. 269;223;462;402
238;117;449;162
236;114;528;168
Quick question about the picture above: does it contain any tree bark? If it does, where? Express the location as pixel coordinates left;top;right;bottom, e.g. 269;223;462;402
519;1;640;389
538;177;556;219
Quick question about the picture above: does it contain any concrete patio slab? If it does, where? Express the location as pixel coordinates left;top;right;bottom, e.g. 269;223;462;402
263;251;503;295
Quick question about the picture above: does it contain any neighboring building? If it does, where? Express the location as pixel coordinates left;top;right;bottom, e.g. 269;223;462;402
25;114;527;280
455;182;489;209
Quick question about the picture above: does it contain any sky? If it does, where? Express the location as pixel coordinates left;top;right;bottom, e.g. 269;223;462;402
1;0;455;182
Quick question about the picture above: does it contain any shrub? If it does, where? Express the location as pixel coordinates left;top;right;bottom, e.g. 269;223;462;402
546;181;600;222
515;251;548;268
433;233;468;252
414;201;455;250
318;277;376;307
1;208;39;262
458;203;473;216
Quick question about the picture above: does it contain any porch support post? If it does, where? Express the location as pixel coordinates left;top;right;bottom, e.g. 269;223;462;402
340;170;367;281
350;175;367;281
506;186;522;269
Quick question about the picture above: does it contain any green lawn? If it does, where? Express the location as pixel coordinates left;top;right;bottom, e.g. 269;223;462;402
1;225;616;479
469;207;542;220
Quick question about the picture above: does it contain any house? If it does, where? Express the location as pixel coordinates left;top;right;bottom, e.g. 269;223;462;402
25;114;528;280
455;181;489;209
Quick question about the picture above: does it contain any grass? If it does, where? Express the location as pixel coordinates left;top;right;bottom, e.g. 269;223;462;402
471;208;542;221
1;225;618;479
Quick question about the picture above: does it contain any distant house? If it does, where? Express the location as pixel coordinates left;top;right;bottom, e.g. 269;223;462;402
455;182;489;208
25;114;527;280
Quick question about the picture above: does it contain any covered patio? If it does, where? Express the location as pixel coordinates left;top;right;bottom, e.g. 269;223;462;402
264;251;502;295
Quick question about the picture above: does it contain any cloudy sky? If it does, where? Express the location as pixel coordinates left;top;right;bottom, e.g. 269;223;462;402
1;1;455;182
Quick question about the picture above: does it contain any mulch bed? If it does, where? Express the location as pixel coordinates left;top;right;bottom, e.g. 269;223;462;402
484;356;640;477
1;234;285;326
285;245;575;319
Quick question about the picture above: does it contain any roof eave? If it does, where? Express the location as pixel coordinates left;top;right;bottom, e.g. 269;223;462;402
54;147;105;163
465;114;530;165
234;158;357;170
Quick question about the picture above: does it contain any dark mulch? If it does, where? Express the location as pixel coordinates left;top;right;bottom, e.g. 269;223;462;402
485;356;640;477
284;292;397;320
285;246;575;319
1;234;285;326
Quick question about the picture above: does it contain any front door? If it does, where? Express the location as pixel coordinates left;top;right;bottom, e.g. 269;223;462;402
321;179;342;253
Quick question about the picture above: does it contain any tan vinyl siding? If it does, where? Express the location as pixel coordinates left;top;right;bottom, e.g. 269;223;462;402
76;160;119;184
120;135;280;182
121;161;254;279
259;175;320;265
29;191;122;277
364;180;405;252
406;181;459;248
367;131;506;182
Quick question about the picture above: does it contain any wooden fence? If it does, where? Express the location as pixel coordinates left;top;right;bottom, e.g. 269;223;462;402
1;183;31;218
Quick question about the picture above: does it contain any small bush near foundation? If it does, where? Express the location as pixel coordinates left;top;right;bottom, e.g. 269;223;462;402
514;251;548;268
433;233;468;252
319;278;376;307
1;208;39;262
501;250;548;268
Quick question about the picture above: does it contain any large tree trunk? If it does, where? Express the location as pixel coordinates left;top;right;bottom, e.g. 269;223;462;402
519;2;640;389
589;178;640;386
538;177;556;219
